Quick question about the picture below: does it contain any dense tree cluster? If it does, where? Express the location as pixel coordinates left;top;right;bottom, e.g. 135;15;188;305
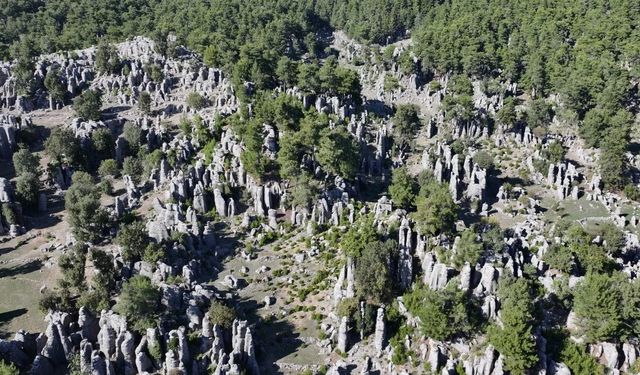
0;0;432;62
65;172;108;242
313;0;432;44
5;2;635;180
414;1;637;101
115;275;161;332
488;278;539;373
230;92;362;182
405;283;482;341
11;148;40;208
411;0;637;187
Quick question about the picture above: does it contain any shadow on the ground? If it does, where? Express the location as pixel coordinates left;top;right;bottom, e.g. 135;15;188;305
499;174;529;188
226;293;303;375
0;308;28;338
28;211;63;231
102;106;132;117
194;220;304;374
255;317;303;374
0;246;15;256
0;308;28;324
0;259;43;278
364;99;392;117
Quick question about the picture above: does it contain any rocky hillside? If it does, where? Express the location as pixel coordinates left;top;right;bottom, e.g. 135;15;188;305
0;3;639;375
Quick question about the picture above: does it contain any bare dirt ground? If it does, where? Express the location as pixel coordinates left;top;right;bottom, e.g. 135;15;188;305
25;106;74;129
209;225;336;374
0;107;73;337
0;197;68;337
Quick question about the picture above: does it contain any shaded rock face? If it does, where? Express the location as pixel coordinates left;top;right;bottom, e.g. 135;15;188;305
397;218;413;290
0;114;23;159
41;322;66;367
373;307;386;356
421;142;487;204
0;177;13;203
0;339;29;368
29;355;54;375
337;316;348;353
422;252;449;290
7;303;261;375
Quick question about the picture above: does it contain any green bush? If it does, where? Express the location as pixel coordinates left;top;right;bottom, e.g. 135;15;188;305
65;172;107;242
117;221;149;262
15;172;40;208
208;300;236;329
115;276;161;333
122;122;142;155
0;360;19;375
44;127;82;166
122;156;144;184
98;159;120;178
488;278;538;373
405;283;482;341
12;148;40;176
73;89;103;121
392;104;420;149
389;167;417;209
383;74;400;92
186;92;206;110
473;150;494;170
139;91;152;114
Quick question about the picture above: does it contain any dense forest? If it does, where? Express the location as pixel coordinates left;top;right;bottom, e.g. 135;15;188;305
415;0;639;121
0;0;432;58
2;0;639;193
3;0;637;100
3;0;638;188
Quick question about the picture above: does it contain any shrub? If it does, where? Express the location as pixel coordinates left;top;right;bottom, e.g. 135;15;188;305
65;172;107;242
473;150;494;170
452;228;484;268
208;300;236;329
91;128;115;160
122;122;142;154
122;156;144;184
186;92;206;110
488;278;538;373
117;221;149;262
405;284;482;341
383;74;400;92
0;359;19;375
12;148;39;176
73;89;102;121
98;159;119;178
44;127;82;166
389;167;417;209
15;172;40;207
115;276;161;333
139;91;152;114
